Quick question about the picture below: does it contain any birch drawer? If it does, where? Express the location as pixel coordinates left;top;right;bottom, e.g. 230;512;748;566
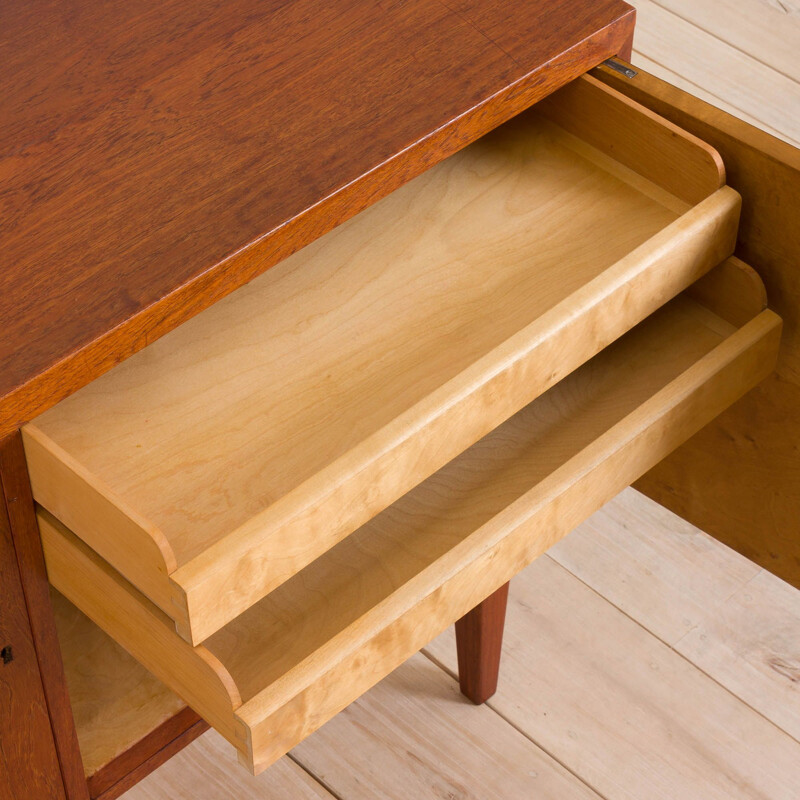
22;75;739;647
37;263;780;774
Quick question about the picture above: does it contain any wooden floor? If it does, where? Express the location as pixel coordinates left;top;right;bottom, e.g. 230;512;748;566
123;4;800;798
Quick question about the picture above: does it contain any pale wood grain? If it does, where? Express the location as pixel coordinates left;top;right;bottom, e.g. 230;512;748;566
291;652;601;799
648;0;800;84
122;732;333;800
549;488;761;645
628;53;795;145
40;289;781;774
676;569;800;743
630;1;800;145
425;557;800;800
24;76;737;645
50;590;187;779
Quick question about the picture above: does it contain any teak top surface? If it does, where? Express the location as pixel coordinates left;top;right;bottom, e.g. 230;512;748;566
0;0;634;437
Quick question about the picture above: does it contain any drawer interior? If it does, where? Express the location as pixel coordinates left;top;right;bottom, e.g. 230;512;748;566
24;74;738;645
39;264;780;774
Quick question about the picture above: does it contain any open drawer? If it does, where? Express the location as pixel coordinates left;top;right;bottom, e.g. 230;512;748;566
23;75;739;646
37;265;781;774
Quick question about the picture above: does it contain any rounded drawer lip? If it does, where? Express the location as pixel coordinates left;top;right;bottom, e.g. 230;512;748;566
23;75;732;646
37;278;782;774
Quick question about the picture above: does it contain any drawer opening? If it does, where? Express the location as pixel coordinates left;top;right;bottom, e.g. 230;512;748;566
25;74;739;645
39;265;781;774
51;588;193;788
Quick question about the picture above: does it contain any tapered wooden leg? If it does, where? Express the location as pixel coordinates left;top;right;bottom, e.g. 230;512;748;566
455;581;509;704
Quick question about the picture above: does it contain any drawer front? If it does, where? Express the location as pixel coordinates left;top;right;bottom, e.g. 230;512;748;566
25;75;739;646
38;271;781;774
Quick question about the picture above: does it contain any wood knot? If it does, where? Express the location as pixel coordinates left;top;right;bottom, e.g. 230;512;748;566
767;655;800;683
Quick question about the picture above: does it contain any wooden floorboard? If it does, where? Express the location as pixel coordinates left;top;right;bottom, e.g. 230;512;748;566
627;52;794;144
291;653;600;800
121;5;800;798
629;0;800;146
551;490;800;745
647;0;800;83
425;554;800;800
120;733;335;800
548;489;761;645
676;568;800;743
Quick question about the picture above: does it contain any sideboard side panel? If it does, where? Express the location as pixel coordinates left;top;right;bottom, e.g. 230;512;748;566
594;62;800;588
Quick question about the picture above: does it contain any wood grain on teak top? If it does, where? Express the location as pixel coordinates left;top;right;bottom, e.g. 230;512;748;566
0;0;634;437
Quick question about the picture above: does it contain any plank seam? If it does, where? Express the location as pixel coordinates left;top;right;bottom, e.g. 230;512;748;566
550;552;800;747
287;753;346;800
419;646;611;800
631;49;800;147
647;0;800;85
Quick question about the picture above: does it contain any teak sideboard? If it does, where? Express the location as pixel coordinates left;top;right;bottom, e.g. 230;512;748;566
2;2;799;797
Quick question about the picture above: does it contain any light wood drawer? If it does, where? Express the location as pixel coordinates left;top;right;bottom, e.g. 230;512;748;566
23;75;739;645
37;266;781;774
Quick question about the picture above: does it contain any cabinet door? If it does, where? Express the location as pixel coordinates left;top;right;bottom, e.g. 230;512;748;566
0;455;67;799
